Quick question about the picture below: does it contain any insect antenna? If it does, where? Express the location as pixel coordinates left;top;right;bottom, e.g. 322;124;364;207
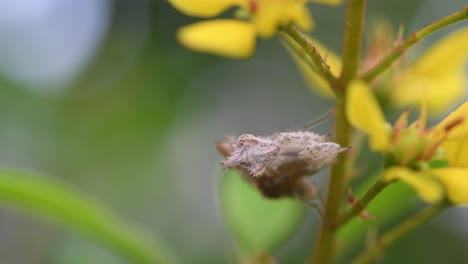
304;199;324;219
302;107;335;130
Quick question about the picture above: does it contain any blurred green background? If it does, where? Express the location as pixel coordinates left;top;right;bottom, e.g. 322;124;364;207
0;0;466;263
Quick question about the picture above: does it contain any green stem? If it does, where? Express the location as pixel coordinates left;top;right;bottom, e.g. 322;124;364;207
309;1;366;263
361;6;468;81
282;25;337;87
334;178;392;228
310;99;353;264
338;0;367;87
351;201;449;264
280;32;327;84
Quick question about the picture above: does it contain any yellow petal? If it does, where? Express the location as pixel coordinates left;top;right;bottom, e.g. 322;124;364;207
254;0;313;38
429;168;468;204
285;37;341;98
432;101;468;140
442;140;468;167
391;69;466;115
391;28;468;115
417;87;428;131
254;2;286;38
290;2;315;32
168;0;244;17
384;167;443;203
346;80;389;152
309;0;343;6
177;20;256;59
411;28;468;76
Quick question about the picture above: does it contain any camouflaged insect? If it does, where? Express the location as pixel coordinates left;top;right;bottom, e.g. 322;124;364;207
216;131;348;199
221;131;345;178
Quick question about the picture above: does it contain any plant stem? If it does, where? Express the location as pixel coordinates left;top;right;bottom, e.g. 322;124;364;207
361;6;468;82
351;201;449;264
338;0;367;87
334;178;392;228
282;25;337;87
310;98;352;264
309;1;366;263
280;32;326;83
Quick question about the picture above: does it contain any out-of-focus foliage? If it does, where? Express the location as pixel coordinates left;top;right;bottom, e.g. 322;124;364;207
0;0;466;263
0;168;177;264
219;171;305;254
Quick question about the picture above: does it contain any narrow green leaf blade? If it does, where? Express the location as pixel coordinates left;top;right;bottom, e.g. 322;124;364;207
0;168;178;264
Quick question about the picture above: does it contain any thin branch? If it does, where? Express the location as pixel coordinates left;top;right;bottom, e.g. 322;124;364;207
281;25;337;87
280;32;324;79
351;201;448;264
361;6;468;82
334;178;392;228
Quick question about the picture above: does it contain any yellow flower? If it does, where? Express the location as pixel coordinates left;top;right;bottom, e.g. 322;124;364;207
295;25;468;115
169;0;342;58
442;140;468;167
383;167;443;203
346;79;468;204
428;168;468;204
390;28;468;115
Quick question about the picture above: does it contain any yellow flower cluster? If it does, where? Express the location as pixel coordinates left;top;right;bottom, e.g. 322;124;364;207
296;27;468;115
347;80;468;205
289;23;468;206
170;0;468;209
168;0;342;58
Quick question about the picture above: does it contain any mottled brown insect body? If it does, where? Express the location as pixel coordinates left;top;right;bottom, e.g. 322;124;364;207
216;131;347;199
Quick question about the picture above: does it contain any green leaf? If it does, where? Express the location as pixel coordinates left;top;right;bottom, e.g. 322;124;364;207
429;159;450;169
0;168;178;264
219;171;306;254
